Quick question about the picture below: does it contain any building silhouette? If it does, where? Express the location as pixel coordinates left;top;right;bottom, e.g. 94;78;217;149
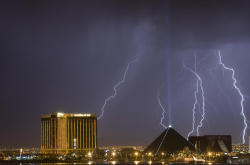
41;112;97;154
249;136;250;153
144;127;195;154
189;135;232;153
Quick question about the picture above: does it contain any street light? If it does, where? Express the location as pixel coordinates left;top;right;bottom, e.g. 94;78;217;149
161;152;165;161
88;152;92;158
111;151;116;162
208;152;212;160
134;151;139;160
148;152;153;162
87;152;92;164
134;160;140;165
112;151;116;157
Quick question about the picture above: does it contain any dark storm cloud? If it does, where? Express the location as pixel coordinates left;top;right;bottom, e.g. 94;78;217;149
170;0;250;49
1;0;250;147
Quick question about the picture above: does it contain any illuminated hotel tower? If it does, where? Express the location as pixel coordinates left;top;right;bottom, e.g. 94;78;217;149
41;112;97;154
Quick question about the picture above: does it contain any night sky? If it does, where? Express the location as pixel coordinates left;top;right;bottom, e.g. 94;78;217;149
1;0;250;148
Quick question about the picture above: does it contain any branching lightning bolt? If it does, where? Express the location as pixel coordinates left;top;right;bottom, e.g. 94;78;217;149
217;50;247;144
97;57;137;120
157;89;167;129
183;58;205;136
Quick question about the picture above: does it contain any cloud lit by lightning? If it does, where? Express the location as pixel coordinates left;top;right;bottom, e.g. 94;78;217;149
217;50;248;144
97;57;137;120
157;89;167;129
183;57;205;136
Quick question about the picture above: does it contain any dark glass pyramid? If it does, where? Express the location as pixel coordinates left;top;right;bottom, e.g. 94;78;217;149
144;127;195;154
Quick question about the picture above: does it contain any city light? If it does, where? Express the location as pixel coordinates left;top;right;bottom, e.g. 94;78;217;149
57;112;64;117
112;151;116;157
74;114;91;117
88;152;92;158
134;160;140;165
38;112;239;164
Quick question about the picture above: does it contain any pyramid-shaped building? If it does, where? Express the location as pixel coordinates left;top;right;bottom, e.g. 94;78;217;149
144;127;195;154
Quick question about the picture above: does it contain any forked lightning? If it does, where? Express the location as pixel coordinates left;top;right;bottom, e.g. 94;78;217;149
97;57;137;120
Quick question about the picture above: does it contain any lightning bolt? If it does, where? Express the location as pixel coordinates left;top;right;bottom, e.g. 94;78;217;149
157;89;167;129
217;50;247;144
187;78;199;138
97;57;137;120
187;56;199;138
183;57;205;136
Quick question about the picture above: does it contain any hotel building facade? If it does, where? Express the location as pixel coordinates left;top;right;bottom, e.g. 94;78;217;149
41;112;97;154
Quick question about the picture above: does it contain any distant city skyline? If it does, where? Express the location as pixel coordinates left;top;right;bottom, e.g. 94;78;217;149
1;0;250;147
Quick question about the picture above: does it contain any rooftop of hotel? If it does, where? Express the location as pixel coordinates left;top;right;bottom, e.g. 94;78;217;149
41;112;96;118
